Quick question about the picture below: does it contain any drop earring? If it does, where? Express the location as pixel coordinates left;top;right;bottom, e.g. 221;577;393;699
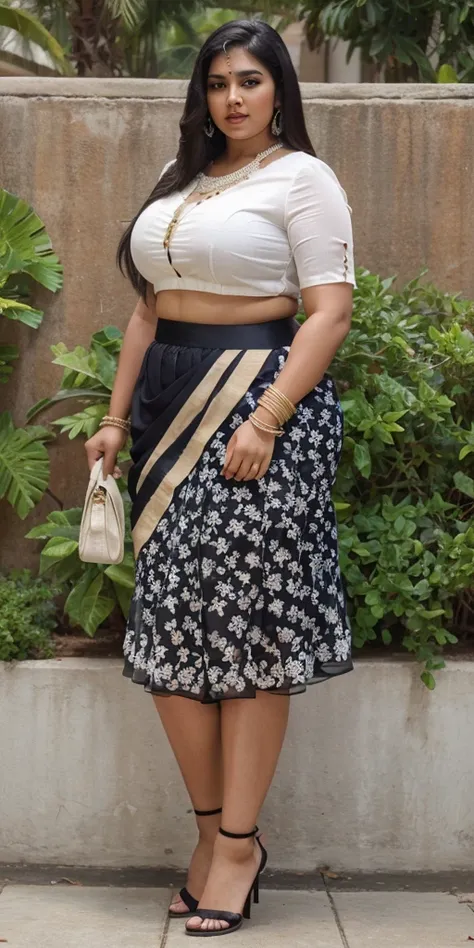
204;115;215;138
271;108;283;136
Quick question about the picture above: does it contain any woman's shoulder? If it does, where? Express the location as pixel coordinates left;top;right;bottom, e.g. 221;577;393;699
285;151;349;207
287;151;343;184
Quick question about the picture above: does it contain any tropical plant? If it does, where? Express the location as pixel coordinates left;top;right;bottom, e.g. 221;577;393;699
25;323;134;634
0;188;63;382
26;270;474;685
0;189;63;519
26;0;295;78
27;0;219;75
300;0;474;82
27;324;123;425
0;0;73;73
26;507;135;635
0;568;59;660
0;412;53;519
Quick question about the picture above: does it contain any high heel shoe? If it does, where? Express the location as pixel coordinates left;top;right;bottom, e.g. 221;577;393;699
185;826;268;937
168;807;222;918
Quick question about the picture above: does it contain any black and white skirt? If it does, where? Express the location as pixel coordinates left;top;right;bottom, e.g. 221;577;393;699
122;315;353;702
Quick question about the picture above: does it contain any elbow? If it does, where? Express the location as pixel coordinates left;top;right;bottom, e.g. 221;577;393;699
338;301;353;334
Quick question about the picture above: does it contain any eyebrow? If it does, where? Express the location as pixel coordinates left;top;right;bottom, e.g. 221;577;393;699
207;70;263;79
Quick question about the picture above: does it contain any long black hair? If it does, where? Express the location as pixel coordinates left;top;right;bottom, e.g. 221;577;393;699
117;19;316;298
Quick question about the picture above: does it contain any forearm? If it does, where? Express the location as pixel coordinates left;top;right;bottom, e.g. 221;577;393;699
109;306;156;419
255;311;350;425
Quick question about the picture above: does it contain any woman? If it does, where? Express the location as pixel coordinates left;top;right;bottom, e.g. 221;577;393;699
85;18;355;938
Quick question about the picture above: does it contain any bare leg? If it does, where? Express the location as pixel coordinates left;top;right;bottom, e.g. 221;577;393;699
153;695;223;914
187;691;290;933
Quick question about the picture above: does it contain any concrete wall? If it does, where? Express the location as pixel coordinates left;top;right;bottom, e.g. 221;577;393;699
1;656;473;872
1;79;473;568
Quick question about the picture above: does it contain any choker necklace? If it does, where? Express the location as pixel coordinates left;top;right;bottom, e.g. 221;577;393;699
193;142;283;194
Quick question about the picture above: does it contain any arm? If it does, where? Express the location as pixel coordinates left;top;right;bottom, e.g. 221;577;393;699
85;287;157;476
254;160;355;425
254;284;352;428
223;161;355;481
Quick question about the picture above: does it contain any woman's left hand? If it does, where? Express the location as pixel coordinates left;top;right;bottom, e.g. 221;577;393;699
221;419;276;481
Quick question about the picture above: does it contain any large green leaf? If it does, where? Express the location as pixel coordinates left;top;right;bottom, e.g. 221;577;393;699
0;295;43;327
0;3;74;75
0;411;51;518
65;571;115;637
0;189;63;292
51;347;105;382
26;507;83;540
27;389;108;422
52;403;109;439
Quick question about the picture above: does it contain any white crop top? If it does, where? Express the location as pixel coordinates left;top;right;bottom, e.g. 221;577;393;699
130;151;356;298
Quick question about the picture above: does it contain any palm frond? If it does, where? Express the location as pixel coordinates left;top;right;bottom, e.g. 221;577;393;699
0;2;74;74
106;0;146;31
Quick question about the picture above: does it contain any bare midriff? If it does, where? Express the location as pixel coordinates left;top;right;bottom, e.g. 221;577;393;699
155;290;298;325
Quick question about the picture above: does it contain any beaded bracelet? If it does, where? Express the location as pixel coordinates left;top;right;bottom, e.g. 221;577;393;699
99;414;130;433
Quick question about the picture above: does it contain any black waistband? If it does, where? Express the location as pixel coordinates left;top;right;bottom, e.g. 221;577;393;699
155;316;299;349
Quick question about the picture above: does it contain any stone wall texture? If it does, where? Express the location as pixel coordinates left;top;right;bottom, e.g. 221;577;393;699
1;78;473;567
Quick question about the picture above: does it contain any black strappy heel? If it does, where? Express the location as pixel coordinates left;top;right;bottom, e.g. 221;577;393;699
185;826;268;937
168;807;222;918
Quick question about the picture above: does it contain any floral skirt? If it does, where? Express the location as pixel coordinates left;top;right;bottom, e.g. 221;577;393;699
122;315;353;702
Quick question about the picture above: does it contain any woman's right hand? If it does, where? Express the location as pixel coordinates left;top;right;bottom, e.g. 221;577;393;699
85;425;128;478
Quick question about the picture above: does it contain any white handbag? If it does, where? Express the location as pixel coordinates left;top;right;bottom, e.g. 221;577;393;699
79;458;125;565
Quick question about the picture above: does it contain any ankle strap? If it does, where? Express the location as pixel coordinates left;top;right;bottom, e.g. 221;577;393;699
194;807;222;817
219;826;257;839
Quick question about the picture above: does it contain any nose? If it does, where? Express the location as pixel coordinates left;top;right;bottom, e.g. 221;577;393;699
226;84;243;107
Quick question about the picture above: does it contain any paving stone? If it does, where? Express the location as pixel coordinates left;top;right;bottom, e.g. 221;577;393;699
332;891;474;948
0;886;169;948
165;890;342;947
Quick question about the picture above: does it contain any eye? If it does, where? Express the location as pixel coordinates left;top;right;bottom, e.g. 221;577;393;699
208;82;225;90
243;79;259;87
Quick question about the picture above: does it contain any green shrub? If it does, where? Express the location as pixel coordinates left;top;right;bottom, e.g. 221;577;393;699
0;570;58;661
328;269;474;688
26;269;474;686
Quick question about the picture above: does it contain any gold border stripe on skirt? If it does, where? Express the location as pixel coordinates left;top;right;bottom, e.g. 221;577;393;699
136;349;241;494
132;348;271;557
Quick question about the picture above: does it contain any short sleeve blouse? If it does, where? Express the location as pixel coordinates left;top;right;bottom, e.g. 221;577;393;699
130;151;356;297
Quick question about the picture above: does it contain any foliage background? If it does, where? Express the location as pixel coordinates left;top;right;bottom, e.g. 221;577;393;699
2;0;473;81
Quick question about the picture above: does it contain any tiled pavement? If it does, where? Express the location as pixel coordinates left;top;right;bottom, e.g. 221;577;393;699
1;883;473;948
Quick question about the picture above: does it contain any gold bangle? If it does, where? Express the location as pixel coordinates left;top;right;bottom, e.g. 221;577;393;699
259;385;295;414
268;383;296;413
265;385;296;417
257;392;292;426
257;399;288;426
249;413;284;437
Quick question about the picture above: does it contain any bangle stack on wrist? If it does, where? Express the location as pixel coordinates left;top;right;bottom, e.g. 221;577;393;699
249;384;297;438
99;414;131;434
